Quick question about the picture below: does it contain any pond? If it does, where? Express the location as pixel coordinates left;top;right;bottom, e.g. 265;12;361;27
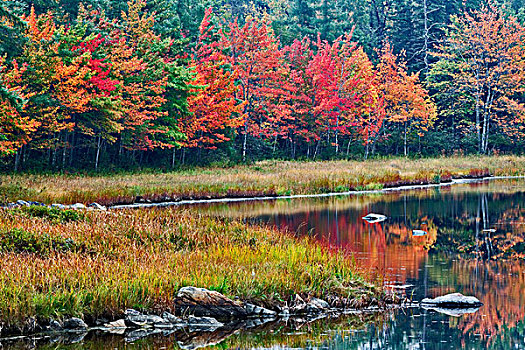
5;179;525;349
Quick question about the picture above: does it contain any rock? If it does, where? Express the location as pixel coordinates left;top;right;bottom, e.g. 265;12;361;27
88;202;107;211
52;203;66;210
186;316;224;331
47;320;63;332
125;309;164;328
362;213;387;223
63;317;88;330
421;293;483;308
124;309;176;329
412;230;427;236
69;203;86;210
174;286;247;319
385;284;415;289
244;303;277;317
105;319;126;329
16;200;30;207
162;311;183;324
309;298;330;310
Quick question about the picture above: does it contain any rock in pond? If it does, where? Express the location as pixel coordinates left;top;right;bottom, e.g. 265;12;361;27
412;229;427;236
362;213;387;223
244;303;277;317
63;317;88;330
125;309;168;328
421;293;483;308
174;286;247;319
47;320;63;332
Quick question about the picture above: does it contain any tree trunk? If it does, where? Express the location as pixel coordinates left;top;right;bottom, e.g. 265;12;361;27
95;136;102;171
404;121;408;157
14;147;21;172
242;131;247;162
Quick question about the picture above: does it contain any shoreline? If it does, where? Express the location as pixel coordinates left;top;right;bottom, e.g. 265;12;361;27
109;175;525;210
0;286;400;340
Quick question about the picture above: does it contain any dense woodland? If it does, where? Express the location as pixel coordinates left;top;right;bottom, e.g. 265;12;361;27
0;0;524;170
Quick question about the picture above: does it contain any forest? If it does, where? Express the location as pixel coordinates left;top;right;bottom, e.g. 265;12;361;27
0;0;524;171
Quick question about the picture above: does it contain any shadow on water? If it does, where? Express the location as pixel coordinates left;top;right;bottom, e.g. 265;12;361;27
3;179;525;349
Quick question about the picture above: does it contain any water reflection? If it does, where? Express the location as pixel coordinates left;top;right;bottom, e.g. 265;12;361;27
186;179;525;348
4;180;525;349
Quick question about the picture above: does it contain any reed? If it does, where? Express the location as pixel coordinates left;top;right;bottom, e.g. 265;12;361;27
0;207;375;329
1;155;523;206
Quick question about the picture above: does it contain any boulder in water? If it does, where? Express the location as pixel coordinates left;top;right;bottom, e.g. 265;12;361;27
421;293;483;308
362;213;387;223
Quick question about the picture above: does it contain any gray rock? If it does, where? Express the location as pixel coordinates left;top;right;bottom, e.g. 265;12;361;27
51;203;66;210
88;202;107;211
421;293;483;308
124;309;174;329
47;320;63;332
105;319;126;329
362;213;387;223
186;316;223;332
244;303;277;317
63;317;88;330
162;311;183;324
69;203;86;210
124;309;149;328
16;200;30;207
175;286;247;319
412;230;427;236
309;298;330;310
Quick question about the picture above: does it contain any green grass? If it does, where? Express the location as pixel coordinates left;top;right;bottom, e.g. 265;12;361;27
0;155;523;206
0;207;378;330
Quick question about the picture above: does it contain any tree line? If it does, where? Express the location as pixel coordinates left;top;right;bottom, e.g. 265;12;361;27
0;0;524;170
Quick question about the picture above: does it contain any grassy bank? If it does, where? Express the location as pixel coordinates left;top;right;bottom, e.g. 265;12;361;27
1;156;524;206
0;206;376;332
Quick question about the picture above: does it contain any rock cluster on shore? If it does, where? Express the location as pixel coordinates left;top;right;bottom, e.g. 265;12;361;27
1;200;107;211
0;286;335;340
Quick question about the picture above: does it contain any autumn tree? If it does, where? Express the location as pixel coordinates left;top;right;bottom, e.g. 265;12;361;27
0;57;38;159
182;9;243;151
430;2;525;153
216;14;294;160
377;43;436;156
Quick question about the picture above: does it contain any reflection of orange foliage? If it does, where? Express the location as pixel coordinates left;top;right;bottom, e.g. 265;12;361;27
441;259;525;344
272;209;437;285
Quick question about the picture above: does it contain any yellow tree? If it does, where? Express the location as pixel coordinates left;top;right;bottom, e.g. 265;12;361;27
0;57;38;157
377;43;436;156
432;2;525;153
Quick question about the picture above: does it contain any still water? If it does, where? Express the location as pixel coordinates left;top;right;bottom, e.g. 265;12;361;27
8;179;525;349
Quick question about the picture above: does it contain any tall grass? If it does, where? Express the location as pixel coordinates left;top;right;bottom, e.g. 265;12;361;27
0;207;375;329
0;155;523;206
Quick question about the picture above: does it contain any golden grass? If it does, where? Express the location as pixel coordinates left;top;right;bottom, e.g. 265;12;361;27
0;207;374;329
1;155;523;206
